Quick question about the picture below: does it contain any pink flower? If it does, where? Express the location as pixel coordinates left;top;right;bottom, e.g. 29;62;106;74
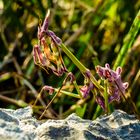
43;86;54;95
96;63;129;103
96;96;105;110
79;70;94;98
33;10;67;76
80;82;94;98
63;72;75;85
38;10;61;45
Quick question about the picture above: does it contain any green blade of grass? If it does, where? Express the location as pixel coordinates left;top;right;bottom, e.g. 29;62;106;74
113;10;140;69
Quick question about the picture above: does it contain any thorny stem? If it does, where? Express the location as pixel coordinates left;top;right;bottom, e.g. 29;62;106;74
60;43;104;93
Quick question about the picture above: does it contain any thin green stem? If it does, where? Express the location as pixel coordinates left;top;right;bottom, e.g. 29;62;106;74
34;85;80;119
73;80;82;97
54;88;81;98
104;80;109;114
60;43;104;92
62;98;88;118
39;86;62;120
92;88;102;120
33;88;44;106
0;95;28;107
90;74;104;92
92;105;102;120
61;43;87;73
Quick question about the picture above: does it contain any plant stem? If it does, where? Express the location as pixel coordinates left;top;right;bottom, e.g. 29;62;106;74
60;44;87;72
73;81;82;97
104;80;109;114
13;72;46;107
54;88;81;98
33;88;44;106
62;98;88;118
0;95;28;107
39;86;63;119
92;105;102;120
60;43;104;92
33;87;81;108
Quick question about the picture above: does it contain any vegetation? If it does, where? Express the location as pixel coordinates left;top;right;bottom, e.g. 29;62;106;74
0;0;140;120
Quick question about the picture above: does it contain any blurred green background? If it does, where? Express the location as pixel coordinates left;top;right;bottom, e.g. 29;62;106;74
0;0;140;119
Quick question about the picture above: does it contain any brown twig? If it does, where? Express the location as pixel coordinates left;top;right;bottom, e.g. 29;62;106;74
0;95;28;107
12;72;47;107
0;87;24;95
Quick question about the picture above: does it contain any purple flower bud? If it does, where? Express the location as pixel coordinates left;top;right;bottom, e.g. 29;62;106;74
33;10;67;77
47;30;62;45
96;96;105;110
38;10;50;40
62;72;75;86
84;69;91;79
108;88;120;102
115;77;128;93
96;63;129;103
96;63;123;82
68;72;75;83
42;10;50;32
96;63;113;80
80;82;94;98
37;10;62;45
43;85;54;95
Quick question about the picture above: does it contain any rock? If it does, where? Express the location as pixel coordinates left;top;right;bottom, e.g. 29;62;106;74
0;107;140;140
0;106;38;140
36;110;140;140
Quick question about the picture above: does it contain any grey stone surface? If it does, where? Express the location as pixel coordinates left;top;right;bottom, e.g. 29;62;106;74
0;107;140;140
0;106;38;140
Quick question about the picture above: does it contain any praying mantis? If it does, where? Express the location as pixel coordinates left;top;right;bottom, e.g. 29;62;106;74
32;10;137;120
